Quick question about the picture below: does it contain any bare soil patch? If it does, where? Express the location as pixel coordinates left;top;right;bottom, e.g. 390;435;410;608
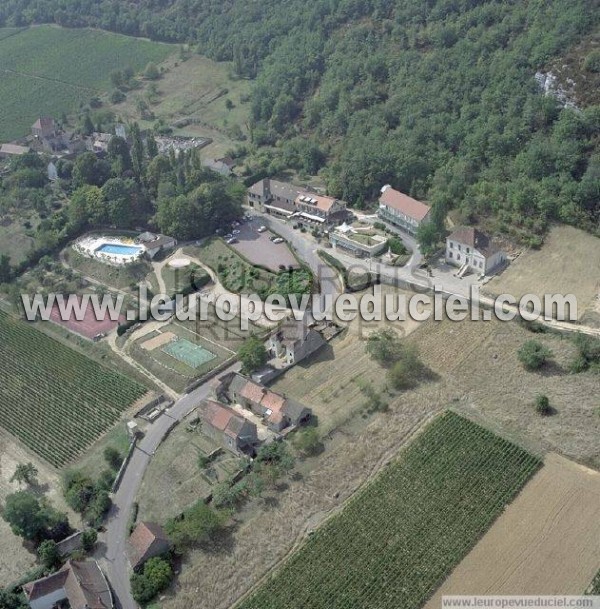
425;453;600;604
141;331;176;351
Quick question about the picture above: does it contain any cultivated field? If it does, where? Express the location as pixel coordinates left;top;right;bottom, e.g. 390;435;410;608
237;412;540;609
486;225;600;321
426;453;600;603
0;25;173;141
0;310;147;467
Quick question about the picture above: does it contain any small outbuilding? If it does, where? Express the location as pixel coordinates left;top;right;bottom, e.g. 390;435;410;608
128;521;172;570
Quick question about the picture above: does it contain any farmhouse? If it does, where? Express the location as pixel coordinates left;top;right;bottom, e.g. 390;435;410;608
378;185;431;235
199;399;259;455
128;521;172;569
23;560;113;609
214;372;312;432
445;226;506;276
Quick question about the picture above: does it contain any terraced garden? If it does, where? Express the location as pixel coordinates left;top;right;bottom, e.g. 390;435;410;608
0;310;147;467
237;412;541;609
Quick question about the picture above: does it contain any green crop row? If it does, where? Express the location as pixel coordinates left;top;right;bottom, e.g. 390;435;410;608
238;411;541;609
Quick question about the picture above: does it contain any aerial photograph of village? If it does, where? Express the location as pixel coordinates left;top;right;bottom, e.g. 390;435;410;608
0;1;598;609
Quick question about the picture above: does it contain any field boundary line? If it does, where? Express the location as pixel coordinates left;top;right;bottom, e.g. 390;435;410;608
229;409;445;609
3;68;98;92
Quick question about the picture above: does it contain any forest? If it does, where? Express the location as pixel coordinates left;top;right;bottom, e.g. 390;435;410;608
1;0;599;242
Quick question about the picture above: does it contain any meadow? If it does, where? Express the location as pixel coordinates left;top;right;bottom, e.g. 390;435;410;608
0;309;147;467
0;25;173;140
237;412;540;609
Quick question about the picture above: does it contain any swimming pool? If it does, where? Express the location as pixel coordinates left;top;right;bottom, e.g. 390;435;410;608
96;244;143;256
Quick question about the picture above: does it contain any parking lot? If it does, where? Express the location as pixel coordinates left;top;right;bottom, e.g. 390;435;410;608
227;218;300;272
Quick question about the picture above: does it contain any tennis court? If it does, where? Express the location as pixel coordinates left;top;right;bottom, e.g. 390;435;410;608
162;338;216;368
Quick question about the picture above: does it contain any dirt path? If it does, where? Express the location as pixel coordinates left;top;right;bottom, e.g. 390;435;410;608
425;453;600;604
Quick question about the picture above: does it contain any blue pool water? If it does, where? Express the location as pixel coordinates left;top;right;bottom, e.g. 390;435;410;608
96;243;143;256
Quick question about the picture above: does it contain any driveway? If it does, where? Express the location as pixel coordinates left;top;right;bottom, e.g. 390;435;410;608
99;362;241;609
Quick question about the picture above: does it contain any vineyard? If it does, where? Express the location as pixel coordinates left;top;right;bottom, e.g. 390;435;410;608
0;25;173;140
0;310;147;467
238;412;541;609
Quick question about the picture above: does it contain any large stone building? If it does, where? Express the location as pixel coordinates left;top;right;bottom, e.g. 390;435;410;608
445;226;506;275
377;184;431;235
199;399;258;455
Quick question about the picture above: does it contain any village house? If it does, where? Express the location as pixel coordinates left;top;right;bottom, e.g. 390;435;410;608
329;222;389;258
0;143;32;159
214;372;312;433
31;117;57;140
199;399;258;455
378;184;431;235
445;226;506;276
268;315;327;366
23;560;113;609
128;521;172;570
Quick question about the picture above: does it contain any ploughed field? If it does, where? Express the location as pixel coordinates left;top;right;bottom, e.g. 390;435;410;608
0;310;147;467
238;411;541;609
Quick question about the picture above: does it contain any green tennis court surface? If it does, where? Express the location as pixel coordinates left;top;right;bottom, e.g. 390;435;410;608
162;338;216;368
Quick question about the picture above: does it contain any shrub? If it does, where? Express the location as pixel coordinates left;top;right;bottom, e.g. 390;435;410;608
570;334;600;373
165;501;227;551
292;427;323;457
387;237;408;256
38;540;60;569
534;394;551;416
131;556;173;604
517;340;552;371
583;50;600;73
104;447;123;471
81;528;98;553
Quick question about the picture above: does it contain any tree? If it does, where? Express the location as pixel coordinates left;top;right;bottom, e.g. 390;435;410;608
103;446;123;471
416;222;443;258
517;340;552;371
238;336;268;374
0;589;28;609
165;500;227;551
72;152;110;188
292;427;323;457
130;122;145;179
81;528;98;553
110;69;124;89
387;354;423;391
37;539;60;569
107;136;133;175
365;329;406;367
146;134;159;159
144;62;160;80
2;491;69;544
10;462;38;486
534;394;552;416
0;254;12;284
131;557;173;604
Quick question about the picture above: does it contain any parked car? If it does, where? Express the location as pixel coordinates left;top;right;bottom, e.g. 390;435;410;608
273;237;284;244
225;233;233;239
232;229;241;235
227;238;238;244
269;235;277;241
257;226;267;233
232;221;240;227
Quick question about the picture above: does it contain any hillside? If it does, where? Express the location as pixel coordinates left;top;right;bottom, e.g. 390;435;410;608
1;0;599;241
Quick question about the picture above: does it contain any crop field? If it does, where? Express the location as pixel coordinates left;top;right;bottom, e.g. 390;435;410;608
237;412;540;609
0;25;173;140
0;310;147;467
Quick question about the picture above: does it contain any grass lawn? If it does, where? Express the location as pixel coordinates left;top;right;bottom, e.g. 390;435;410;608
137;420;243;522
105;53;251;158
237;412;540;609
0;25;173;141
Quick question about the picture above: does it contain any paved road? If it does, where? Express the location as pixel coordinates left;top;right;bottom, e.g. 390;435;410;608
100;362;241;609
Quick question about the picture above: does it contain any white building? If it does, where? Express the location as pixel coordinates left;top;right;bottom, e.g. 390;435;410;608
445;226;506;276
377;185;431;235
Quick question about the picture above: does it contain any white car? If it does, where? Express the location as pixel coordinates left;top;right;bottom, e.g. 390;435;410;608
273;237;284;244
257;226;267;233
227;238;238;244
232;229;241;235
224;233;233;239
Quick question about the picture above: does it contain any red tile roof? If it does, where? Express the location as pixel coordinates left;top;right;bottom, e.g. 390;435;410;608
261;391;286;413
447;226;501;258
379;186;431;221
128;521;171;569
240;381;266;405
